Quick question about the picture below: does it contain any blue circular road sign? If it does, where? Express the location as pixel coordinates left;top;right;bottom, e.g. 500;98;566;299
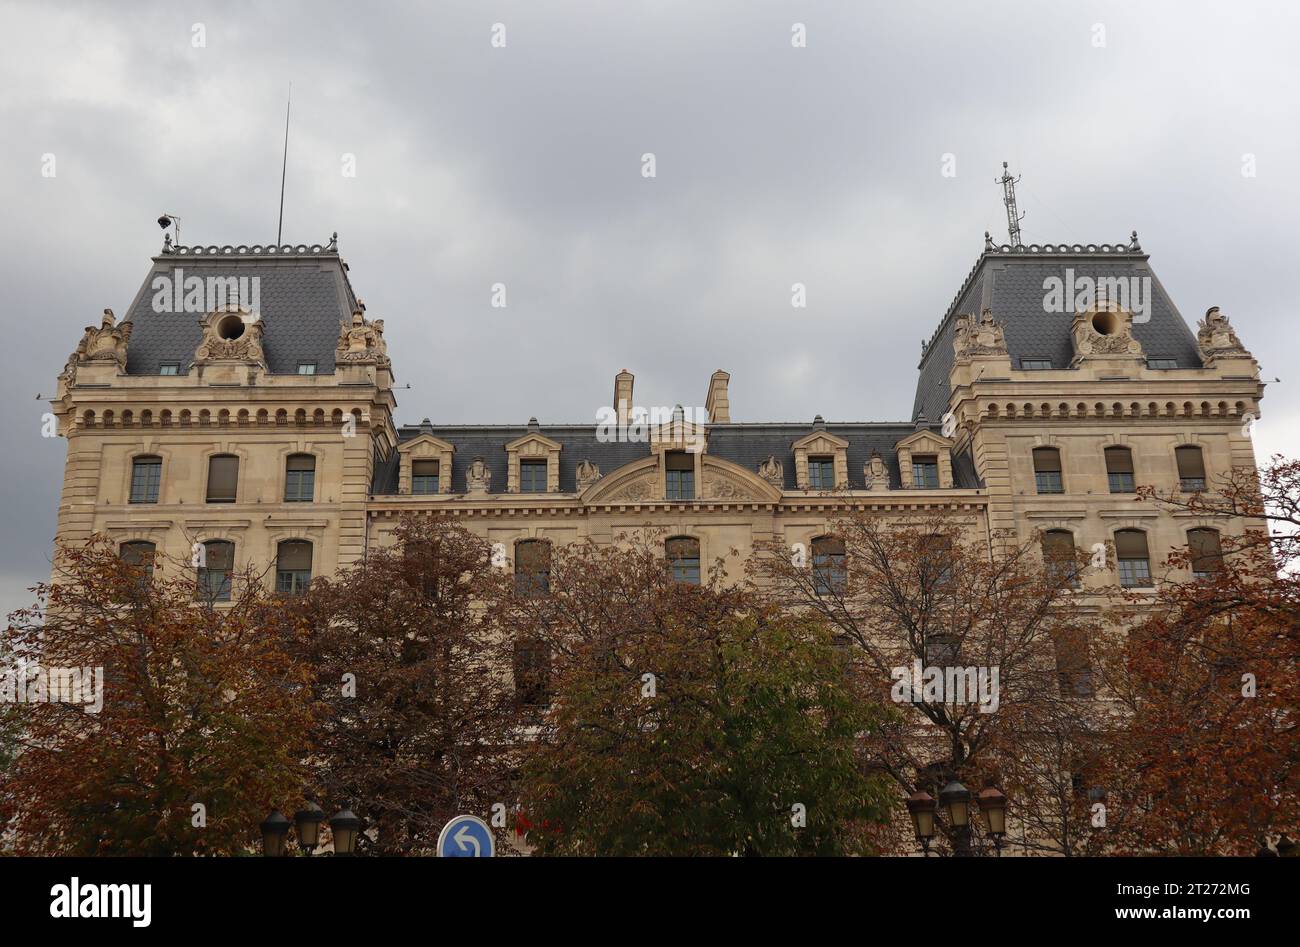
437;815;496;857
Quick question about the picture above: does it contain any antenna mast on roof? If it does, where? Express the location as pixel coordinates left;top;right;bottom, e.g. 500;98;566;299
276;82;292;246
996;161;1024;247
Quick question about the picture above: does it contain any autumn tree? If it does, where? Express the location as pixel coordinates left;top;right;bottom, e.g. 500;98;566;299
0;538;314;855
1094;455;1300;853
298;515;520;855
749;514;1101;855
499;534;894;856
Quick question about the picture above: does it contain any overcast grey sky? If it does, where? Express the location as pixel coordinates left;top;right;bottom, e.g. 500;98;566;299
1;0;1297;617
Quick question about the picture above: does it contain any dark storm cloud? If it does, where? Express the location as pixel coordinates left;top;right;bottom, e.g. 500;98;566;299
0;0;1296;615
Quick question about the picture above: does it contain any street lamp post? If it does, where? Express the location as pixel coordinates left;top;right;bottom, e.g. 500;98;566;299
975;785;1008;856
905;790;937;857
259;809;291;858
260;802;361;856
939;780;973;857
293;802;325;856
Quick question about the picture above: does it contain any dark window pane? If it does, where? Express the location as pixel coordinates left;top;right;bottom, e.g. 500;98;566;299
1188;528;1223;577
1054;627;1094;696
1115;530;1151;587
284;454;315;502
514;540;551;596
1020;358;1052;370
130;457;161;504
120;541;156;583
1176;447;1206;491
1147;358;1179;370
912;456;939;489
666;537;700;584
812;536;846;595
520;459;547;493
206;455;239;503
197;540;234;601
412;459;439;495
1042;530;1079;588
513;637;552;706
1033;448;1063;494
1105;447;1135;493
665;453;694;501
276;541;312;594
808;457;835;490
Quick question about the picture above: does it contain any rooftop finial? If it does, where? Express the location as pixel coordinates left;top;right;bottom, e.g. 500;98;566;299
996;161;1024;248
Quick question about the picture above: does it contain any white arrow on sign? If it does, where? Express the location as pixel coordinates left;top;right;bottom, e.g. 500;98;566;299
454;826;481;856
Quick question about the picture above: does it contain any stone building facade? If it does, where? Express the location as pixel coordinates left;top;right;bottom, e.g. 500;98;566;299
49;232;1264;607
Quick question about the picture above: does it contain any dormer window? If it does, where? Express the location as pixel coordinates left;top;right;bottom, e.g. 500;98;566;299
807;456;835;490
665;452;695;501
912;455;939;489
412;460;440;494
1147;357;1178;370
520;459;547;493
159;363;179;376
297;363;317;375
1020;358;1052;371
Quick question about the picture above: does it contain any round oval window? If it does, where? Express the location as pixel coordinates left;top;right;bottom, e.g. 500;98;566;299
1091;311;1120;336
217;315;246;340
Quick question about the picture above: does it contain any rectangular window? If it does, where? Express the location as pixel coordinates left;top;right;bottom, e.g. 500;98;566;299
1042;531;1080;588
513;638;552;707
1053;628;1094;697
1189;529;1223;579
197;542;234;602
807;457;835;490
519;459;548;493
665;452;695;501
1116;531;1152;588
206;455;239;503
276;542;313;595
912;456;939;489
1147;358;1179;370
412;460;440;495
1176;447;1206;491
297;363;317;375
159;363;179;376
130;457;161;504
1033;448;1063;494
1105;447;1135;494
1020;358;1053;371
666;537;701;585
284;455;315;502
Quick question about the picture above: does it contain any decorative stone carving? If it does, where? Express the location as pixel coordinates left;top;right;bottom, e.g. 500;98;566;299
66;309;132;375
466;456;491;494
194;306;265;364
576;459;602;490
609;474;655;502
705;475;751;500
336;310;390;365
757;455;784;487
1070;305;1142;362
864;450;889;492
952;308;1007;360
1196;307;1250;360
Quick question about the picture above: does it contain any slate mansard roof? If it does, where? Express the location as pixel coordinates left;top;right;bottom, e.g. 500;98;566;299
370;422;984;496
911;236;1204;423
119;239;359;375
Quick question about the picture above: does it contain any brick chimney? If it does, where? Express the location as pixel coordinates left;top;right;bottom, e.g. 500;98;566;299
614;369;634;426
705;369;730;423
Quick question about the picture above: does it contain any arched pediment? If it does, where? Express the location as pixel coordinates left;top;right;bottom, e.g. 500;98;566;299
581;454;781;504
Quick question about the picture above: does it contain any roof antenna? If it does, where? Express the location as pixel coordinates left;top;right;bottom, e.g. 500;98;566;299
276;82;292;247
996;161;1024;247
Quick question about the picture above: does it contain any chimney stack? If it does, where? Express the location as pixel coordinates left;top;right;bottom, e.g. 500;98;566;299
614;369;634;426
706;369;730;423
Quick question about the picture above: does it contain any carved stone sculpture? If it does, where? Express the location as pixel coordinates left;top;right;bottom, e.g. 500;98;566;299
194;306;265;364
757;455;784;487
67;309;132;374
466;456;491;494
336;309;389;365
952;308;1007;360
864;450;889;492
1197;307;1250;359
576;459;602;490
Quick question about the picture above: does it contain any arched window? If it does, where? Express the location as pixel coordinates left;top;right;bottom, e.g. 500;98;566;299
284;454;316;502
811;536;846;595
276;540;313;594
1041;530;1079;588
514;540;551;596
206;454;239;503
1175;446;1206;491
666;536;700;585
513;637;552;707
119;540;157;580
1114;530;1152;588
1104;447;1135;493
130;455;162;504
1032;448;1063;494
196;540;235;602
1188;528;1223;578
